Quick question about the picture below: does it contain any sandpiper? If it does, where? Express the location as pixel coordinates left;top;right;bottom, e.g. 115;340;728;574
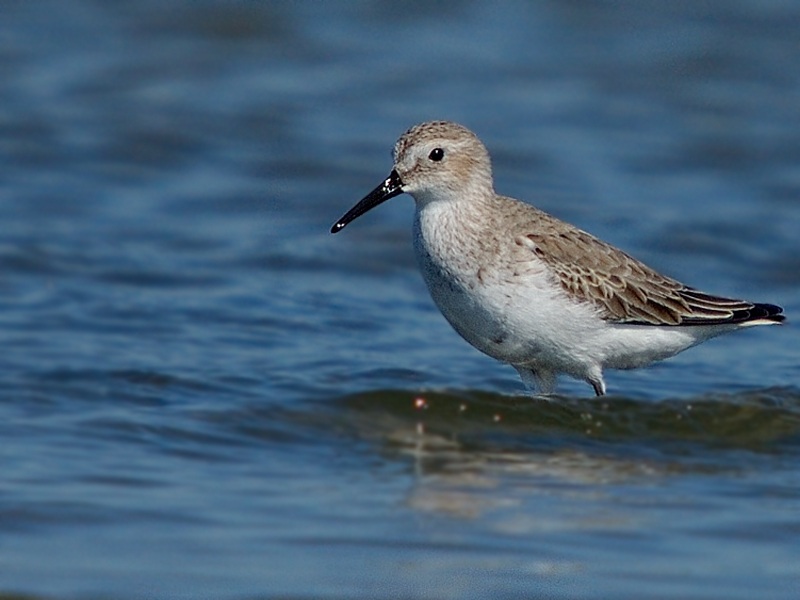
331;121;784;396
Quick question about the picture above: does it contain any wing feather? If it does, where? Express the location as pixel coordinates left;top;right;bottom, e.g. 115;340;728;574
516;210;781;326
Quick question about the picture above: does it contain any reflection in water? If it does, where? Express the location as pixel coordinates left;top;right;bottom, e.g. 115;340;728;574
324;387;800;523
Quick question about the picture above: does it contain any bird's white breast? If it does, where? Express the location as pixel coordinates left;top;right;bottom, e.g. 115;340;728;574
411;200;604;369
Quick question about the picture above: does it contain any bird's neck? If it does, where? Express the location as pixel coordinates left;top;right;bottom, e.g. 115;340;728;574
412;192;498;277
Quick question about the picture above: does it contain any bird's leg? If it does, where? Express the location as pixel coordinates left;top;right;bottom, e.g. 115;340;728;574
589;377;606;397
515;366;556;396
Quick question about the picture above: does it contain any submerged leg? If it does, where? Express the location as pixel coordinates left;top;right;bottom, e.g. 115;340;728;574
514;366;557;396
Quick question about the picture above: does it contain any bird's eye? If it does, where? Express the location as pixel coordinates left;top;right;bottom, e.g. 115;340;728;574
428;148;444;161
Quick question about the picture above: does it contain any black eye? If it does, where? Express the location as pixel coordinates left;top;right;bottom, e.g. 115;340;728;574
428;148;444;161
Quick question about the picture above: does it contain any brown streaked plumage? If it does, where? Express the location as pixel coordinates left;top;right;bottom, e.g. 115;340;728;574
514;208;784;326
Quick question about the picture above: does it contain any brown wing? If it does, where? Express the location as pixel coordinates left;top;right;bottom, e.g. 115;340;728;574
521;222;779;326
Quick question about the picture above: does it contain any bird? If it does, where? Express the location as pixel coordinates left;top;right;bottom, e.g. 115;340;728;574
330;120;784;396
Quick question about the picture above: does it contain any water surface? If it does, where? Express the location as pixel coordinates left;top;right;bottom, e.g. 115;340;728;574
1;1;799;598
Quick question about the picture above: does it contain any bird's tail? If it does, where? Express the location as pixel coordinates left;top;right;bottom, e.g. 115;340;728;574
738;302;785;326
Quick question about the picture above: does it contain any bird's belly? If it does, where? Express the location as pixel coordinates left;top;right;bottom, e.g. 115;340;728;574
419;260;588;365
425;278;530;362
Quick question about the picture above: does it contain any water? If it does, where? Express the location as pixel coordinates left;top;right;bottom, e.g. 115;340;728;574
1;1;799;598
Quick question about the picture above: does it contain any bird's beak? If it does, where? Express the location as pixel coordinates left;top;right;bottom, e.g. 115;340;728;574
330;169;404;233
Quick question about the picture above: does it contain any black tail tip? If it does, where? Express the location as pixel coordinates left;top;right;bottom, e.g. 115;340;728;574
752;303;785;323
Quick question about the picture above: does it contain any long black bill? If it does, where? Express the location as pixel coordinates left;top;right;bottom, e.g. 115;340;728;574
330;169;404;233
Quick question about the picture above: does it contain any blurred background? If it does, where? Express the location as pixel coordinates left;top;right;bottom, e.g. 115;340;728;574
1;1;798;598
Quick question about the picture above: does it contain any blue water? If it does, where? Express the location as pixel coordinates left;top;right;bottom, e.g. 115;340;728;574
1;1;799;598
